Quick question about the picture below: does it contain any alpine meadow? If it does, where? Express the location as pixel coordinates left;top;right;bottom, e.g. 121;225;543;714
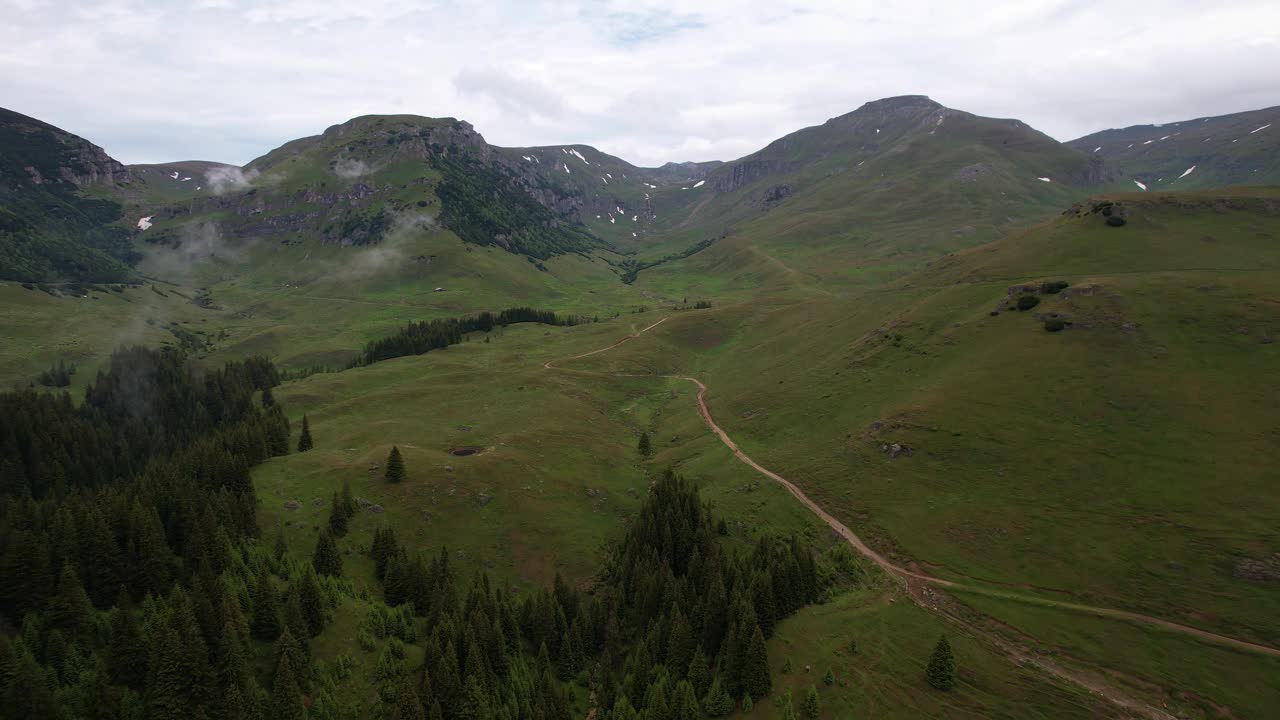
2;3;1279;719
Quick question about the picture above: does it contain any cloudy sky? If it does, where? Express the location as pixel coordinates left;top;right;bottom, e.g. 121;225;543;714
2;0;1277;166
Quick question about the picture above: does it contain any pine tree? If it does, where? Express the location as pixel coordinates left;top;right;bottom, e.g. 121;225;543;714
107;588;148;689
297;415;313;452
261;386;275;408
740;624;771;700
47;562;93;637
312;528;343;577
687;646;710;698
385;445;406;484
283;586;309;649
270;644;306;720
637;431;651;457
328;491;348;537
250;569;281;641
741;694;753;713
926;634;956;691
802;685;820;719
671;680;700;720
780;693;797;720
298;569;325;636
701;676;733;717
341;479;356;518
823;668;834;686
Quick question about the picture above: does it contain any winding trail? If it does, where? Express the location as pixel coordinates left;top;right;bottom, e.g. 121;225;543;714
544;316;1279;719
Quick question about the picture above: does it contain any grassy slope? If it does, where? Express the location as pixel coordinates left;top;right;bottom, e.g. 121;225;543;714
579;188;1280;716
1069;105;1280;191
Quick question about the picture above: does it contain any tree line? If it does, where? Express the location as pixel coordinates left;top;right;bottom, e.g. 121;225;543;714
352;307;588;367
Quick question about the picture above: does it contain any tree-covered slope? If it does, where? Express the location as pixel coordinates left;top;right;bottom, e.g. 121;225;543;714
0;107;138;282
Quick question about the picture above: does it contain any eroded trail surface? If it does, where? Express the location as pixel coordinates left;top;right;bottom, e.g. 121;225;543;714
545;317;1278;719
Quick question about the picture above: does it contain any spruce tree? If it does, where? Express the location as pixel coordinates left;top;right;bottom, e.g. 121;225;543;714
740;624;771;700
671;680;700;720
385;445;406;484
107;588;148;689
802;685;820;719
687;646;711;699
250;569;281;641
823;668;834;686
296;415;313;452
341;479;356;518
298;569;325;637
312;529;343;577
328;491;348;537
270;645;306;720
926;634;956;691
273;527;287;561
780;693;797;720
47;563;93;637
638;431;651;457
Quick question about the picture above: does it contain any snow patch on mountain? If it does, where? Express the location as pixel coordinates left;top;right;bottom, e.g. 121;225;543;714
136;216;153;230
1036;177;1052;183
1177;165;1196;179
1250;124;1272;134
1133;180;1147;191
692;180;705;188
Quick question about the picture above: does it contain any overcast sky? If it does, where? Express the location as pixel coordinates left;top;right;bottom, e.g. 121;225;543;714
2;0;1277;166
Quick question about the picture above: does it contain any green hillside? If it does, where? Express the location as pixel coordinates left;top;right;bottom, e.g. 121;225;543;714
0;108;137;282
1070;104;1280;191
628;96;1108;293
5;97;1280;720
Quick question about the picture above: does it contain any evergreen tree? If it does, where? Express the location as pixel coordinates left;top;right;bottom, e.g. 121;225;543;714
637;431;652;457
341;479;356;518
312;529;343;577
297;415;313;452
283;586;309;649
740;624;771;700
47;562;93;637
741;694;753;713
107;588;148;689
802;685;820;719
701;676;733;717
385;445;406;484
780;693;797;720
926;634;956;691
328;491;349;537
273;527;288;561
270;645;306;720
250;569;281;641
298;569;326;637
822;668;834;686
671;680;700;720
687;646;710;699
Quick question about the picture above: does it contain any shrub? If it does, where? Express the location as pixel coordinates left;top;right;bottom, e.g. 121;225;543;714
1106;215;1127;227
1044;319;1069;332
1016;295;1040;311
1039;281;1069;294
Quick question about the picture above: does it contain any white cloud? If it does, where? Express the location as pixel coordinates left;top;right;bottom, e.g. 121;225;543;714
1;0;1277;166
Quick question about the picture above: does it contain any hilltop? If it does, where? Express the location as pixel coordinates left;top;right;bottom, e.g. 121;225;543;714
1069;104;1279;191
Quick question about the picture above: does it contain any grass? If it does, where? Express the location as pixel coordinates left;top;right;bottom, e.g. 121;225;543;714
751;587;1104;719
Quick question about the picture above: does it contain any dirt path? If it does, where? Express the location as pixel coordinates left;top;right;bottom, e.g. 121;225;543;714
543;316;1280;718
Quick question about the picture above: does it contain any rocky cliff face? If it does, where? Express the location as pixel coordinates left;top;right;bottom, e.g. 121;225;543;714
1;107;132;190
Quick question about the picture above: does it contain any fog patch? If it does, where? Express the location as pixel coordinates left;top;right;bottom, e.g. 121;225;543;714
148;221;256;280
338;212;435;280
205;166;259;195
333;158;371;179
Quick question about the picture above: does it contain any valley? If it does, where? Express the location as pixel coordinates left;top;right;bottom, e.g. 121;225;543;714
2;92;1278;720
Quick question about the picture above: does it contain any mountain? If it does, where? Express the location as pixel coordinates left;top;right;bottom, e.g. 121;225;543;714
0;108;137;282
624;95;1108;291
1069;104;1280;191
